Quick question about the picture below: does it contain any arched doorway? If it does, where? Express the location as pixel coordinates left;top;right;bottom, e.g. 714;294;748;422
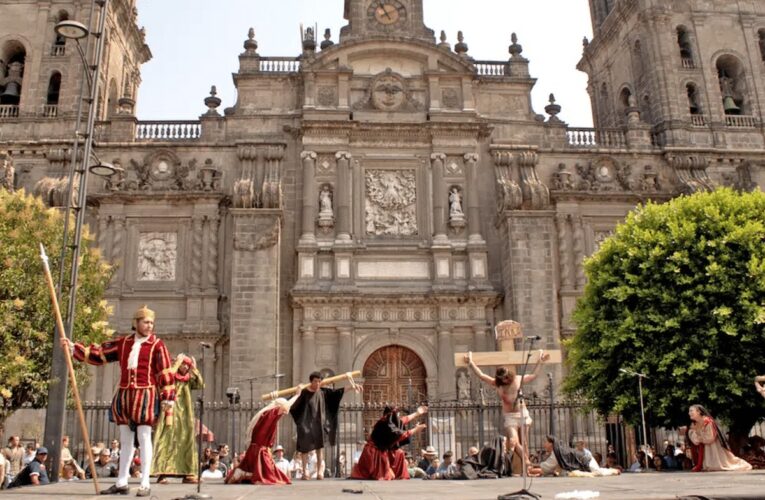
361;345;427;445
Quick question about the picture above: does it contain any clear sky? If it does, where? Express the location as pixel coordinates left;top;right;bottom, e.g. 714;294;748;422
135;0;594;126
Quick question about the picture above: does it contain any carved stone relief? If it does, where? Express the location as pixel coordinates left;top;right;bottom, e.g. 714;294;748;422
593;229;613;253
456;368;471;401
353;68;424;112
317;86;337;107
365;169;418;236
137;232;177;281
233;217;280;251
666;154;713;194
553;161;661;193
442;87;461;110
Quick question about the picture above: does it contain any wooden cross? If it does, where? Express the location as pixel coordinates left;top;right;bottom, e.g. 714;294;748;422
454;320;562;374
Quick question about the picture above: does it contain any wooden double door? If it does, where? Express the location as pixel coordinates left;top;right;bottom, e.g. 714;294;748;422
362;345;427;445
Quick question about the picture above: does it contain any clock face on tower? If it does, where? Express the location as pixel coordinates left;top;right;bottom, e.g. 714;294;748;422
367;0;407;29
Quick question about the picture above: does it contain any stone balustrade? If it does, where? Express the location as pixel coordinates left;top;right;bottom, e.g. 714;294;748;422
136;120;201;140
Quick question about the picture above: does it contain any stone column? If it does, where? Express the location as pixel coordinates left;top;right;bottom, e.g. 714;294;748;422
191;216;204;291
109;215;126;293
337;326;353;373
431;153;447;243
437;328;455;400
300;151;317;244
464;153;483;243
473;325;491;353
301;325;316;379
205;213;220;290
572;215;587;289
229;211;281;397
555;213;574;290
335;151;352;242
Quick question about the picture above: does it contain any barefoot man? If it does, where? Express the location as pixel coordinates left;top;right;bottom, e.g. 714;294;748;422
465;350;550;463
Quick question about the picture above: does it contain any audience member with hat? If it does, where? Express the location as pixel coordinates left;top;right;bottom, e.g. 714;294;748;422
7;447;49;488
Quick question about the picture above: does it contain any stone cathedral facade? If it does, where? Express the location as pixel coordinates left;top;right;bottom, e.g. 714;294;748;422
1;0;764;406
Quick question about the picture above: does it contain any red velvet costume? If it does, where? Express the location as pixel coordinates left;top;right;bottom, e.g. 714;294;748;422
351;413;415;480
229;407;291;485
73;333;175;426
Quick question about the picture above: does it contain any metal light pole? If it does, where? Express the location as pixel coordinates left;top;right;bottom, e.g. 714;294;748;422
43;0;115;482
620;368;650;469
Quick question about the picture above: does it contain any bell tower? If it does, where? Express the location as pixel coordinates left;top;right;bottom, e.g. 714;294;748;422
339;0;435;43
579;0;765;148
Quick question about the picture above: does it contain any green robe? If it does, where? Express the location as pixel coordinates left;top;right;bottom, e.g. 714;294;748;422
151;367;203;476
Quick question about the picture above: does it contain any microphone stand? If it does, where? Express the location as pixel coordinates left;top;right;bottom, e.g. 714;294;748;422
185;343;212;500
498;337;541;500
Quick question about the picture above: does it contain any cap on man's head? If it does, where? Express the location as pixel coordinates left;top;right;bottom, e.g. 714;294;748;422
273;445;284;452
36;447;48;455
132;305;156;329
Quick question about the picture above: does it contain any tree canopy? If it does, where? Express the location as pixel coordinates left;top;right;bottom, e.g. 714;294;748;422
563;188;765;436
0;188;113;431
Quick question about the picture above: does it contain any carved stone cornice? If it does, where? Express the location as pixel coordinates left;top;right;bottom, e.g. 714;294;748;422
232;211;281;251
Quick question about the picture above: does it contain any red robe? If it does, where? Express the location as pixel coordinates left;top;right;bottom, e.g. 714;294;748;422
74;333;175;426
351;415;414;480
230;408;291;485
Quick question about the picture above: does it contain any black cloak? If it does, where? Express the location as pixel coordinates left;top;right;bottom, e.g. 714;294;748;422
289;387;345;453
369;409;410;451
549;436;591;472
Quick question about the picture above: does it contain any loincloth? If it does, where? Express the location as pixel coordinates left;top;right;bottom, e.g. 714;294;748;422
502;409;532;428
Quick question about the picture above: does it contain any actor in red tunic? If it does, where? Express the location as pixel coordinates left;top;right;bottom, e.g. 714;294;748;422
351;405;428;480
226;389;305;485
64;305;175;497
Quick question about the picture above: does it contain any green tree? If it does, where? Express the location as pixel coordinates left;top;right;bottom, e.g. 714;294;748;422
564;188;765;447
0;188;114;434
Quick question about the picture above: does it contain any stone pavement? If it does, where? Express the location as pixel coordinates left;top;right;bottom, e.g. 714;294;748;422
1;471;764;500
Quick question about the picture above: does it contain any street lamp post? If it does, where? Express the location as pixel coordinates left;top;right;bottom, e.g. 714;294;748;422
620;368;650;469
42;0;115;482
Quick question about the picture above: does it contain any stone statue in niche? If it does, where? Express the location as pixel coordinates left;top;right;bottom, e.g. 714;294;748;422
365;169;417;236
457;369;471;401
449;186;466;229
317;184;334;231
137;232;177;281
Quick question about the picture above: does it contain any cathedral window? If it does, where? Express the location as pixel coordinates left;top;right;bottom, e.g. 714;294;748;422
685;83;701;115
716;55;747;116
758;29;765;63
52;11;69;56
676;26;695;68
0;41;26;106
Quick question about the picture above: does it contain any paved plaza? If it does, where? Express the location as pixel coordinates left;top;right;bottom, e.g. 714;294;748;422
1;471;764;500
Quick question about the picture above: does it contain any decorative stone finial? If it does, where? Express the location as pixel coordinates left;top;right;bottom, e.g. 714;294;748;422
438;30;450;51
320;28;334;50
244;27;258;53
545;93;562;122
582;36;589;47
454;30;469;56
509;32;523;58
203;85;222;116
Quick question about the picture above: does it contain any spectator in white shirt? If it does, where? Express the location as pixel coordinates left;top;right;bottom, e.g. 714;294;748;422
273;445;290;477
200;458;223;480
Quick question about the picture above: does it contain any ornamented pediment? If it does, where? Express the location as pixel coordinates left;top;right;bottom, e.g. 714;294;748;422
118;150;221;193
353;68;424;112
552;161;661;194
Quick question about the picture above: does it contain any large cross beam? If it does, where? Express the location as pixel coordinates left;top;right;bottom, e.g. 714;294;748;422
454;320;562;374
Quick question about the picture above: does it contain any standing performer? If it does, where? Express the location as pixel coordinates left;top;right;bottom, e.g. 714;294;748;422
687;404;752;472
465;350;549;464
290;371;362;480
63;305;175;496
152;354;204;484
226;388;305;485
351;405;428;480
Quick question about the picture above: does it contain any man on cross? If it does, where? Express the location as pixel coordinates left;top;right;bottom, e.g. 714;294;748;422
465;348;550;464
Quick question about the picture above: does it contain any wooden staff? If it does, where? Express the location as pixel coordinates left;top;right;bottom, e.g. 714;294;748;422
261;370;361;401
39;244;100;494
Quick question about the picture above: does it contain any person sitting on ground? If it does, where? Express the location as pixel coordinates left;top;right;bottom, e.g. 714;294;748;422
21;443;36;467
605;452;623;473
686;404;751;472
201;458;223;480
465;446;480;461
8;447;49;488
662;444;679;470
651;455;665;471
351;405;428;480
61;462;79;481
418;446;438;472
529;436;620;477
405;455;427;478
425;458;440;476
628;451;646;472
85;448;117;478
273;445;291;477
429;451;461;479
0;448;6;488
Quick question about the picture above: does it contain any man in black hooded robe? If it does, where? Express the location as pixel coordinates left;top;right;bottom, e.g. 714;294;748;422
534;436;619;477
290;371;361;479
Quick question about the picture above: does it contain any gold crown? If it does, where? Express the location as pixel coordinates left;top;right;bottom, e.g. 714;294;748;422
132;305;156;328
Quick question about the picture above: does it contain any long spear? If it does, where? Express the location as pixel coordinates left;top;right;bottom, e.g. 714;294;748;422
39;243;100;494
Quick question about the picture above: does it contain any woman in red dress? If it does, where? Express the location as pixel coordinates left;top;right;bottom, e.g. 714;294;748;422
351;405;428;480
226;387;305;485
